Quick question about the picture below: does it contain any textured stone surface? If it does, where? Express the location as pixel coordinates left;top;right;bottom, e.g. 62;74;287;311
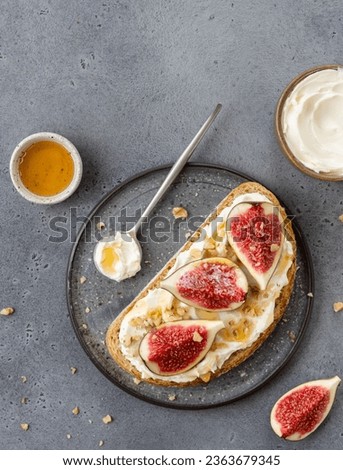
0;0;342;450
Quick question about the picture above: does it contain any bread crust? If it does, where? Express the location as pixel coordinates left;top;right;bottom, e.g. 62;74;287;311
106;182;296;387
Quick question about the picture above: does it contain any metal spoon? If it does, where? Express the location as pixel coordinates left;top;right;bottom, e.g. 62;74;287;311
94;103;222;281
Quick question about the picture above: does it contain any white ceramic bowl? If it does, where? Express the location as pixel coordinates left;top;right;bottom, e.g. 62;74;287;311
10;132;83;204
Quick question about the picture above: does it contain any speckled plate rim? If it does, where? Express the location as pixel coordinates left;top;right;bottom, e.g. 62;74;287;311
275;64;343;181
66;163;314;410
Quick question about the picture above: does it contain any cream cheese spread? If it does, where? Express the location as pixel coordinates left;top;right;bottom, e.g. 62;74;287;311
282;68;343;176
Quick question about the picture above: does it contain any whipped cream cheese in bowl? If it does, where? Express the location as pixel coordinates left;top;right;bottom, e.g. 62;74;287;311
276;65;343;181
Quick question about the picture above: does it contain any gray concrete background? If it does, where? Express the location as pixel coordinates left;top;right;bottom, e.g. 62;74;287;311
0;0;342;450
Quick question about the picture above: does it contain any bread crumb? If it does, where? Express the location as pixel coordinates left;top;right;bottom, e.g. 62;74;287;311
85;307;91;313
133;377;141;385
333;302;343;312
338;214;343;222
80;276;87;284
102;414;113;424
89;420;92;424
81;323;88;330
67;434;72;439
97;221;105;230
70;367;77;375
21;376;27;383
72;406;80;415
307;292;314;298
172;206;188;219
0;307;14;316
185;231;192;239
21;397;28;404
193;331;203;342
20;423;29;431
99;440;104;447
168;394;176;401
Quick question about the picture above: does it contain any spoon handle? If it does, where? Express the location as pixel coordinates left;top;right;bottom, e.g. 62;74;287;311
132;103;222;234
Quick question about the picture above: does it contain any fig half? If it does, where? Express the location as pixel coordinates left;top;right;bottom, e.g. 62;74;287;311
139;320;225;376
270;376;341;441
160;257;248;311
227;202;284;290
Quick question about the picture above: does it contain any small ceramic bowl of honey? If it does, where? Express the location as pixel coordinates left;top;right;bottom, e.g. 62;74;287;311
10;132;83;204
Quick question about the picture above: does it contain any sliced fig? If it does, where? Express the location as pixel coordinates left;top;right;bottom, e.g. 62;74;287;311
270;376;341;441
139;320;224;376
227;202;284;290
160;257;248;311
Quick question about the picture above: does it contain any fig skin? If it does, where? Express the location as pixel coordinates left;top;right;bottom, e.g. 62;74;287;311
270;376;341;441
139;320;224;376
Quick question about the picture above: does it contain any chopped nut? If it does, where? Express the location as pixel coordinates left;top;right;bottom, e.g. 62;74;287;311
70;367;77;375
96;221;105;230
168;394;176;401
153;317;162;327
333;302;343;312
67;434;72;439
79;276;87;284
270;244;279;252
21;397;28;404
99;440;104;447
204;237;216;250
338;214;343;222
85;307;91;313
307;292;314;298
129;317;144;327
190;248;202;259
20;423;29;431
193;331;203;342
176;307;186;316
123;336;132;347
172;206;188;219
200;372;211;383
0;307;14;316
102;414;113;424
21;376;27;383
133;377;141;385
72;406;80;415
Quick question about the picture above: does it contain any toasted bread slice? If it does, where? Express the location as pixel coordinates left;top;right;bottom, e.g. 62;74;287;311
106;182;296;386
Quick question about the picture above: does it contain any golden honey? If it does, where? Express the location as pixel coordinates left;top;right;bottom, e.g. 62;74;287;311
219;318;252;342
100;246;119;274
19;141;74;196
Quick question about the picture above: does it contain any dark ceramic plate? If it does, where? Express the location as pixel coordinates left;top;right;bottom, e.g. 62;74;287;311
66;164;313;409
